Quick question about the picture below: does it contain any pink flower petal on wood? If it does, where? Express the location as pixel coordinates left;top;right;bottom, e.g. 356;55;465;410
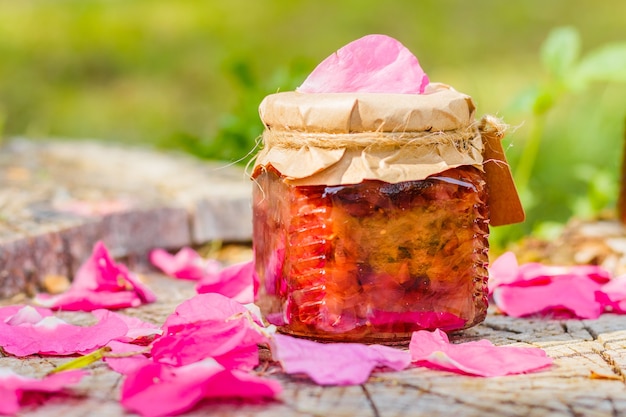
0;369;87;416
162;293;251;332
120;360;281;417
0;305;53;324
489;252;611;318
271;334;411;385
91;310;161;343
410;329;552;377
487;251;519;294
34;290;145;311
33;241;156;311
297;34;429;94
104;340;152;375
493;275;606;319
597;276;626;313
149;247;221;281
196;260;255;304
0;306;128;356
153;318;266;371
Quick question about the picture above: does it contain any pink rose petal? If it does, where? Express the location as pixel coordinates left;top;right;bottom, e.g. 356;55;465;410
91;310;161;343
196;260;255;304
0;369;87;416
153;317;266;371
162;293;252;331
104;340;152;375
297;34;429;94
0;305;53;324
597;276;626;313
409;329;552;377
0;306;128;356
34;241;156;311
487;251;519;294
493;276;606;319
271;334;411;385
489;252;611;319
34;290;145;311
149;247;221;281
120;360;281;417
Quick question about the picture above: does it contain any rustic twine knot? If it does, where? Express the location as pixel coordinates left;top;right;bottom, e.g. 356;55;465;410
478;115;508;140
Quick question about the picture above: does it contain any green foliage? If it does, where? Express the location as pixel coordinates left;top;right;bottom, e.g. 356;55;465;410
0;2;625;248
491;26;626;249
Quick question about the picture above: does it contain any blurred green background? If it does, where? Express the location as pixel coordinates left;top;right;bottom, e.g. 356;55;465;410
1;0;625;248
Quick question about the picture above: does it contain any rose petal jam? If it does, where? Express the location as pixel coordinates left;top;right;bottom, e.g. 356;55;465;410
253;165;489;343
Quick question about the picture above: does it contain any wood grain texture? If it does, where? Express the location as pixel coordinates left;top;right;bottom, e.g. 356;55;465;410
2;273;626;417
0;139;252;298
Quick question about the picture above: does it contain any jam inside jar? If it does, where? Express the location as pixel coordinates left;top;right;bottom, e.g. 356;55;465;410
253;165;489;343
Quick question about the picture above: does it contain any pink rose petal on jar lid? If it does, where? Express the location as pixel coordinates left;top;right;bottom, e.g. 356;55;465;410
409;329;552;377
0;368;87;416
0;306;128;356
120;360;281;417
149;247;221;281
270;333;411;385
34;241;156;311
297;34;429;94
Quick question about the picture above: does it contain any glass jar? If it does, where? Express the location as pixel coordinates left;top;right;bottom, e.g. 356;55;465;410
253;164;489;343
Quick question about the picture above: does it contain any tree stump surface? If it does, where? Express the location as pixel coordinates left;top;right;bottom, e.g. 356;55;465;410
1;272;626;417
0;139;252;298
2;139;626;416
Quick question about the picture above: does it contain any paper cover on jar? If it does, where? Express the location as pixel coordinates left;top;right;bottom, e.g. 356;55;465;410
253;83;483;186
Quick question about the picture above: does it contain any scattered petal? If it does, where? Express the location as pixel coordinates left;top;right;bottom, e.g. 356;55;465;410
120;360;281;417
493;275;606;319
0;368;86;416
487;251;519;294
149;247;221;281
34;241;156;311
91;310;161;343
271;334;411;385
162;293;252;332
489;252;611;319
598;276;626;313
35;290;145;311
154;315;266;371
297;34;429;94
104;340;152;375
409;329;552;377
0;306;128;356
196;260;255;304
1;305;53;325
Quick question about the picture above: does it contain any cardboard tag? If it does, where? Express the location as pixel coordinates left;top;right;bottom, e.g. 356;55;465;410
479;115;525;226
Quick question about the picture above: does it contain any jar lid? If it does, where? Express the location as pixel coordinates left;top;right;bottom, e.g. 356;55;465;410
259;83;475;133
254;83;484;186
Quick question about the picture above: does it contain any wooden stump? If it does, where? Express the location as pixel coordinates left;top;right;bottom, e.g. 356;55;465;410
0;139;252;298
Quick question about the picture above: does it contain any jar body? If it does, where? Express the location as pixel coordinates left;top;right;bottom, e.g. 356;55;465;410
253;166;489;343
